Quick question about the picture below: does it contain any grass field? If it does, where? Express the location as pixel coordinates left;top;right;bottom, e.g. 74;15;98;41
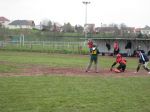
0;51;150;112
0;51;138;72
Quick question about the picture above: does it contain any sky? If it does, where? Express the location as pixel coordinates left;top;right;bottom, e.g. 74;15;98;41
0;0;150;28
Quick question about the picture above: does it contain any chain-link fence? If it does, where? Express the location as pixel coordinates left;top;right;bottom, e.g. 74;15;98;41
0;40;89;54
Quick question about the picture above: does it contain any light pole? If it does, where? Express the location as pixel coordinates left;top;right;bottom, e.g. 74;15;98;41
82;1;90;39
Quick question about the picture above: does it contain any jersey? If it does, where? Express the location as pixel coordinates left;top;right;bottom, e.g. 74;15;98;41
88;40;93;48
90;47;99;60
116;57;126;65
139;52;149;63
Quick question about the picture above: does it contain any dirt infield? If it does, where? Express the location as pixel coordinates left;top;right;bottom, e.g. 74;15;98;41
0;65;149;77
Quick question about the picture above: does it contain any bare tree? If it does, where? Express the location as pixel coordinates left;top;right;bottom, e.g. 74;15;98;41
75;25;84;33
41;19;52;31
62;22;74;32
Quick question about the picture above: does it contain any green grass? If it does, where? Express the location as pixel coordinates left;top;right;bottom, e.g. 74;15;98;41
1;42;89;54
0;76;150;112
0;51;150;112
0;51;88;68
0;65;18;73
0;51;140;71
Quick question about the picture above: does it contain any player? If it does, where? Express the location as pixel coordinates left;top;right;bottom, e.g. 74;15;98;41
113;41;120;56
110;53;127;73
87;39;93;49
134;50;150;74
85;44;100;73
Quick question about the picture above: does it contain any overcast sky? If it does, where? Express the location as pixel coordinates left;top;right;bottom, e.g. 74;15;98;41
0;0;150;27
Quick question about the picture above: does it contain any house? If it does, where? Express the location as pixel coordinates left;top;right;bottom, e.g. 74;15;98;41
0;16;10;28
95;27;118;33
8;20;35;29
84;24;95;33
51;22;62;32
119;27;135;37
95;27;119;34
141;26;150;36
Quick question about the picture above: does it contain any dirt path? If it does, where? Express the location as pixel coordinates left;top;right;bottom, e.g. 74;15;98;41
0;65;149;77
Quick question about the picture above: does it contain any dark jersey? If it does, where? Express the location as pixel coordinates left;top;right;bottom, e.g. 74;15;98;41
139;52;149;63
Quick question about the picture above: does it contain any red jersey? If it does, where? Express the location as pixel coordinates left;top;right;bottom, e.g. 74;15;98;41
116;57;126;65
113;41;119;50
88;40;93;48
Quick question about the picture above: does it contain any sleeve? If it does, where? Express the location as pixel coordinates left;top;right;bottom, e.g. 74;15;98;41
140;53;145;62
111;62;117;68
97;48;100;54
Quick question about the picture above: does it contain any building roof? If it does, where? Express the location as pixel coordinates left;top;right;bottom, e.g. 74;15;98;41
141;26;150;30
0;16;10;22
9;20;35;26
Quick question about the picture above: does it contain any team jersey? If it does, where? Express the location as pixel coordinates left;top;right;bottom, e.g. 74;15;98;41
91;49;97;54
113;42;119;50
139;52;149;63
116;57;126;65
89;47;99;60
90;47;99;55
88;41;93;48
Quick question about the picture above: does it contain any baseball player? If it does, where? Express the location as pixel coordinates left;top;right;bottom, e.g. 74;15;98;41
85;44;100;73
110;53;127;73
87;39;93;49
134;50;150;74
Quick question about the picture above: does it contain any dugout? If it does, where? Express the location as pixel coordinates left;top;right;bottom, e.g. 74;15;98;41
85;38;150;56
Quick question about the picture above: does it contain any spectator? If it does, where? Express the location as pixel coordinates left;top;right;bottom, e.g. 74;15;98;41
106;42;111;51
87;39;93;49
125;41;132;57
113;40;120;56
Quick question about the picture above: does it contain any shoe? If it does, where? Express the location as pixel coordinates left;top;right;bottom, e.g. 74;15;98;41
148;72;150;74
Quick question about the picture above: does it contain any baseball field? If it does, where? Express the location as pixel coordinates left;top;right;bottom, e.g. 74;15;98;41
0;51;150;112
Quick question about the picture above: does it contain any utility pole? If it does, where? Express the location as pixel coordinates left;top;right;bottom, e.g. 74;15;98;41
82;1;90;40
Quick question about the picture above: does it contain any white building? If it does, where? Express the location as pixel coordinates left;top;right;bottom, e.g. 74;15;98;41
8;20;35;29
0;16;10;28
141;26;150;36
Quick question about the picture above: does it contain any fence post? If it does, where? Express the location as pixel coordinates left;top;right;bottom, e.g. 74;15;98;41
42;41;44;48
30;41;32;49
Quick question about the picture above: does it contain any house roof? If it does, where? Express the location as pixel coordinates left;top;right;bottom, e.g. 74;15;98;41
0;16;10;21
9;20;35;26
141;26;150;30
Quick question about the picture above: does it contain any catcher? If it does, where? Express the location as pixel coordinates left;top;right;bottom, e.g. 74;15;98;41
110;53;127;73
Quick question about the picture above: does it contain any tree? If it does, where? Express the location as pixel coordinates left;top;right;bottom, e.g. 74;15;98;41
75;25;84;33
108;23;118;28
47;21;52;30
119;23;127;29
0;23;2;28
137;31;143;38
119;23;128;37
41;19;52;31
62;22;74;32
